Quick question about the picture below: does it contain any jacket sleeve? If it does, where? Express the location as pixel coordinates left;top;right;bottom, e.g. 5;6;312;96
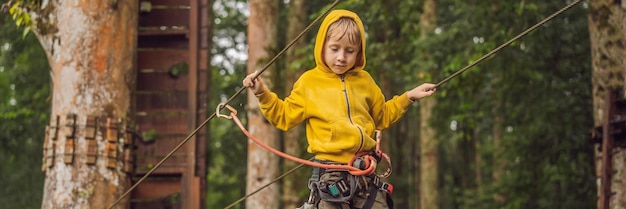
256;80;307;131
370;83;414;130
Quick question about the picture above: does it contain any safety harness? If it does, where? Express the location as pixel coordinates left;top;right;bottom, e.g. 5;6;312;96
218;103;394;209
304;157;394;209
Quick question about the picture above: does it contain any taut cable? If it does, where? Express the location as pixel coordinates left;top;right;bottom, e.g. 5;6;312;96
435;0;583;88
106;1;341;208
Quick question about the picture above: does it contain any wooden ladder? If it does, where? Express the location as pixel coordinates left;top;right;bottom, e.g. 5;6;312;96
132;0;209;208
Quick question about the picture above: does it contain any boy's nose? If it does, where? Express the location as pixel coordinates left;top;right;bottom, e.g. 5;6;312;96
337;52;345;61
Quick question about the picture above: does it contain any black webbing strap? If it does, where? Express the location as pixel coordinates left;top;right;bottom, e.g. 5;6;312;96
362;182;379;209
372;175;393;194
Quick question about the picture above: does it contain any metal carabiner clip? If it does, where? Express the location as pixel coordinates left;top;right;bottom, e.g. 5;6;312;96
216;103;237;119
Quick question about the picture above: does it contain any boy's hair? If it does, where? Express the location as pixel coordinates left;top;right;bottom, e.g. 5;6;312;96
326;17;361;47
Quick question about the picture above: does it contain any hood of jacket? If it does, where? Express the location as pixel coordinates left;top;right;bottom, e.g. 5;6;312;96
314;9;367;75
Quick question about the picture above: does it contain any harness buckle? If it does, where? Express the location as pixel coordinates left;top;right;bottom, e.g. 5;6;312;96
372;175;393;195
381;182;393;195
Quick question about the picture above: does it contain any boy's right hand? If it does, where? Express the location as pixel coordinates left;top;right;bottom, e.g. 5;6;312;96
243;70;266;95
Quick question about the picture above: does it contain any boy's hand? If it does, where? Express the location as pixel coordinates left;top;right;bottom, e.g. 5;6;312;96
243;71;266;95
407;83;436;102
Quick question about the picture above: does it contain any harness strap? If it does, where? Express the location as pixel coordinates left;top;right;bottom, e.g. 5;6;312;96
307;167;323;205
372;175;393;195
362;182;379;209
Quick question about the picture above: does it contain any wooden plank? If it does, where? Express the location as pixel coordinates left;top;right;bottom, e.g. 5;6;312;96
134;137;189;174
131;177;182;209
200;28;209;49
138;35;189;49
134;157;187;175
600;90;614;209
195;94;208;108
137;71;191;91
132;177;182;199
137;50;188;69
197;71;208;91
135;92;189;110
145;0;190;6
131;200;181;209
183;1;200;207
135;113;189;134
200;5;210;28
139;9;189;27
199;50;208;70
139;28;188;36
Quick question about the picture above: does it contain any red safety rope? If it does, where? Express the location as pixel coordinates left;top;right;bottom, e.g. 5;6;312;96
217;103;392;177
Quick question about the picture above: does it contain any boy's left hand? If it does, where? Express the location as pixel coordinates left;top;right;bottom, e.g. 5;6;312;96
407;83;436;101
243;70;266;95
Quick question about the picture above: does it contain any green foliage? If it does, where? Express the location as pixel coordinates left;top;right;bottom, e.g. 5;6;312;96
0;0;597;208
4;0;38;38
207;1;595;209
430;1;594;209
0;0;50;206
141;129;158;143
206;0;249;208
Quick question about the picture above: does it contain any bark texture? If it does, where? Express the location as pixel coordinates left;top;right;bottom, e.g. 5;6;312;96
246;0;280;208
588;1;626;209
37;0;138;209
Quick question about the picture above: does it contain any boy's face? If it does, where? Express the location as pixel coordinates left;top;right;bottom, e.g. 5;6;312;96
323;35;360;75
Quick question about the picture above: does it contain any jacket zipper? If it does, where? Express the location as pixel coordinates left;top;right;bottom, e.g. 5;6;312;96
340;75;364;154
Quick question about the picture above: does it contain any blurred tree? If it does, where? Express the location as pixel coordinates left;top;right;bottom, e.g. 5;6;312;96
163;1;596;209
282;0;309;208
4;0;138;208
588;0;626;208
206;0;249;208
418;1;440;209
246;0;280;208
430;1;595;209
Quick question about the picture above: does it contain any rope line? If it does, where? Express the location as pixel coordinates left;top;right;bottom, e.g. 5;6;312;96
217;0;585;205
218;104;389;176
222;158;311;209
106;1;341;208
107;0;582;207
435;0;583;88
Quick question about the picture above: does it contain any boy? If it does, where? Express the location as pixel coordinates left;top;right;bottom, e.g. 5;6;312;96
243;9;435;209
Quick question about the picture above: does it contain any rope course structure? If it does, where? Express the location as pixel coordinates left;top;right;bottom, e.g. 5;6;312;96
108;0;584;208
108;1;341;208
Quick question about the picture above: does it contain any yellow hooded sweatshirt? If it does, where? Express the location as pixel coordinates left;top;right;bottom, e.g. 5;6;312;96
255;9;414;163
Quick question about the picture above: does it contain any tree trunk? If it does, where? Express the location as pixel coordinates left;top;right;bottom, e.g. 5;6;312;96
588;1;626;208
37;1;137;208
492;99;506;203
419;0;438;208
282;0;308;208
246;0;280;208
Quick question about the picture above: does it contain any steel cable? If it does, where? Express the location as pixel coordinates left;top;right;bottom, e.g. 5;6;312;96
435;0;583;88
107;1;341;208
108;0;583;207
218;0;585;206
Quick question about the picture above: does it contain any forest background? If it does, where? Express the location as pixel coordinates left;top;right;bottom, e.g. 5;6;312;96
0;0;596;208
